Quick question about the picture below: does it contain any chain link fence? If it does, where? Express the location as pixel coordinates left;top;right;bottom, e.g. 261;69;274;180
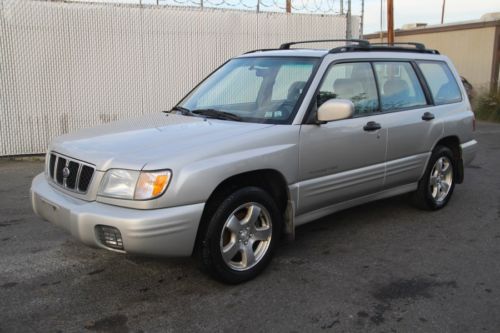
0;0;359;156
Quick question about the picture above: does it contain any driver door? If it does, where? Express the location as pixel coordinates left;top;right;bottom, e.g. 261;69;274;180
297;62;387;216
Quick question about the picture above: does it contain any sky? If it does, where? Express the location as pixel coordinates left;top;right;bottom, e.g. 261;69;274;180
362;0;500;34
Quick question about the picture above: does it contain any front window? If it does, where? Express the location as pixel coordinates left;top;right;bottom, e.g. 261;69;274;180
316;62;379;116
179;57;319;124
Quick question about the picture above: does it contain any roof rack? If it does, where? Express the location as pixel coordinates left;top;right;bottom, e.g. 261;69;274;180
279;39;370;50
244;39;440;55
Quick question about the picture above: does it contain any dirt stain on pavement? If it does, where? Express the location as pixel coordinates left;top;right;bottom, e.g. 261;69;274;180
366;278;457;325
373;278;457;301
320;311;341;330
0;218;24;226
85;314;129;333
87;268;105;276
370;303;390;325
357;311;369;318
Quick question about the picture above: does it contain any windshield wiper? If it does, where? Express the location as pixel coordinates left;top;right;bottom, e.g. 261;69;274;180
164;106;195;116
191;109;242;122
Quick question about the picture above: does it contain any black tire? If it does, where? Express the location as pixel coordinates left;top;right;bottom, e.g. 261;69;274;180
200;186;282;284
412;145;456;210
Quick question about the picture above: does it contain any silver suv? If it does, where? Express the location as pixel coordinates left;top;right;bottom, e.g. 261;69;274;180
31;40;477;283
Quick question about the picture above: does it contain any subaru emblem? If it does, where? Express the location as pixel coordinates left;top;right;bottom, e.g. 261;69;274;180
62;167;70;178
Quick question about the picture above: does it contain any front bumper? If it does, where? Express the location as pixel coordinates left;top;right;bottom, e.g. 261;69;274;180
31;173;204;256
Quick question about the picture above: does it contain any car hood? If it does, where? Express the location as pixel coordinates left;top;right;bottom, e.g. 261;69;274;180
51;113;274;171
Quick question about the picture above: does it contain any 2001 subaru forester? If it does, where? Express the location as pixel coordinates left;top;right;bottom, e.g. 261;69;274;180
31;40;477;283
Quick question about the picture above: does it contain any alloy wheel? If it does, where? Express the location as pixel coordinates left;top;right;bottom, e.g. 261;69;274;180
429;156;453;203
219;202;272;271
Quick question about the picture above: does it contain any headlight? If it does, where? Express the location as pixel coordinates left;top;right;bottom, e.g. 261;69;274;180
98;169;139;199
98;169;171;200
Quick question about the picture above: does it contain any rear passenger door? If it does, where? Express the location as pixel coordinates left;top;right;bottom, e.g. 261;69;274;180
372;61;443;189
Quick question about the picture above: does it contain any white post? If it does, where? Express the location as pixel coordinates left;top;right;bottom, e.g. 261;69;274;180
346;0;352;40
360;0;364;38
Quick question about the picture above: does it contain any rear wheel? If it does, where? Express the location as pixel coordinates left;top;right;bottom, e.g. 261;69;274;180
412;146;456;210
200;186;281;284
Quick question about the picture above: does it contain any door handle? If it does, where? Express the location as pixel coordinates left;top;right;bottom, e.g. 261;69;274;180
363;121;381;131
422;112;435;121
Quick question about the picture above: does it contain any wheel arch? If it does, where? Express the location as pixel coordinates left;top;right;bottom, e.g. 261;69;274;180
432;135;464;183
192;169;292;255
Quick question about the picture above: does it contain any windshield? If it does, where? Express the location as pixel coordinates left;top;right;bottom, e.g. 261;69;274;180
178;57;319;124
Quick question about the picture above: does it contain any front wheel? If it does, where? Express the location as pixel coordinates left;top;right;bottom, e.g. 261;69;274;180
200;187;282;284
412;146;456;210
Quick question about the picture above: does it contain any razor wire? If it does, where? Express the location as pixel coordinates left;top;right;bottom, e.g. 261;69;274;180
85;0;340;14
206;0;339;13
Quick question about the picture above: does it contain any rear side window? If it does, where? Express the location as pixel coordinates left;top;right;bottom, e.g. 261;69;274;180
418;61;462;105
373;62;428;111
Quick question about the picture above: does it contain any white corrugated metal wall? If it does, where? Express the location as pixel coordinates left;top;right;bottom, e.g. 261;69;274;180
0;0;359;156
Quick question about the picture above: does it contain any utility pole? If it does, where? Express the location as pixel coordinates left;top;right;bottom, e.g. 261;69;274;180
340;0;343;15
380;0;383;42
387;0;394;44
441;0;446;24
360;0;365;39
346;0;352;40
286;0;291;13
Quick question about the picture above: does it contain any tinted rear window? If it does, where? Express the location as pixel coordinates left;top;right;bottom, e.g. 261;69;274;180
418;61;462;105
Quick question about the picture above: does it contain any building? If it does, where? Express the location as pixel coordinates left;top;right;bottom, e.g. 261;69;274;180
364;13;500;93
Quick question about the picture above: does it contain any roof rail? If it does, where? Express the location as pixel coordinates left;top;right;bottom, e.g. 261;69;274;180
244;48;280;54
279;39;370;50
329;43;440;55
369;42;426;50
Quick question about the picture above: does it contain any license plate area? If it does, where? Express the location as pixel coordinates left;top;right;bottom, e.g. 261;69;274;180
35;194;70;229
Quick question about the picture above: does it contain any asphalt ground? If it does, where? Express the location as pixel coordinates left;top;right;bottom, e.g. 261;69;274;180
1;121;499;332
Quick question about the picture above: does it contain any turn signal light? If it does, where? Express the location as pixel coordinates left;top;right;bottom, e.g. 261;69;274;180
134;170;172;200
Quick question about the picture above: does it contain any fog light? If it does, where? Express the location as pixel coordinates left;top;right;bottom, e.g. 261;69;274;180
96;225;124;250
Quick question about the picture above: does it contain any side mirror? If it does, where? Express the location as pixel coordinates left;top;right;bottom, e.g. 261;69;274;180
317;99;354;123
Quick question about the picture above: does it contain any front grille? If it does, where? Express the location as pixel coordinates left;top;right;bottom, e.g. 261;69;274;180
55;157;66;184
49;154;56;178
47;152;95;194
65;161;79;188
78;165;94;192
95;225;124;250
